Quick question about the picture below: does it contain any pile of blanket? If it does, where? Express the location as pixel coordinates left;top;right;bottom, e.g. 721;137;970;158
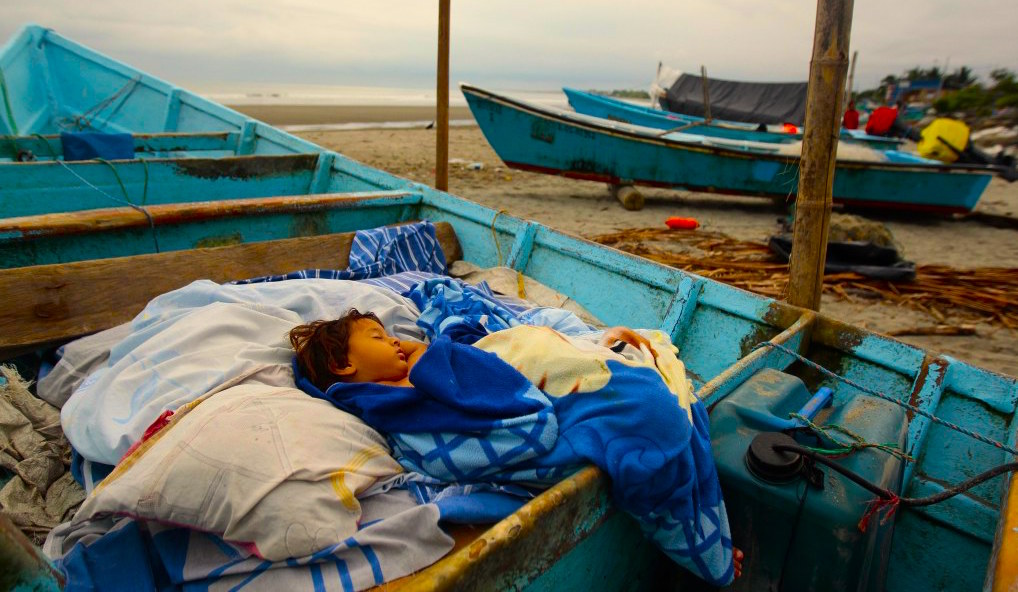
297;281;735;585
43;221;734;590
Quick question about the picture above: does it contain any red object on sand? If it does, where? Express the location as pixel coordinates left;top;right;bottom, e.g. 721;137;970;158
665;216;700;230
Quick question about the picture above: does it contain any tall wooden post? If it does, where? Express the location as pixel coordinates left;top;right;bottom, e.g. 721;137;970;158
700;65;712;123
846;50;858;105
787;0;854;311
436;0;451;191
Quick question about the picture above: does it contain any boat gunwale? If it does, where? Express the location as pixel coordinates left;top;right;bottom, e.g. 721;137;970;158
562;86;906;146
0;191;420;240
0;151;322;169
0;131;245;160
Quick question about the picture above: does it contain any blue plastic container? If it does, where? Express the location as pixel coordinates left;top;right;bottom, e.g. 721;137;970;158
710;368;907;591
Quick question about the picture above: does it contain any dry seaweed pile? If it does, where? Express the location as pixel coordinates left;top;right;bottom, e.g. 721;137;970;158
589;227;1018;328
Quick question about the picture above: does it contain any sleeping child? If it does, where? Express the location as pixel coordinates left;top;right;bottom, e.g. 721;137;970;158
288;309;655;390
289;308;742;585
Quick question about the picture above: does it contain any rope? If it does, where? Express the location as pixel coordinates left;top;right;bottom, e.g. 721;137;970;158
32;133;58;158
489;209;508;267
774;443;1018;532
789;413;915;463
488;209;528;299
516;271;527;299
61;76;141;131
56;160;160;253
95;158;131;202
2;134;21;160
0;66;19;135
758;341;1018;457
140;159;149;205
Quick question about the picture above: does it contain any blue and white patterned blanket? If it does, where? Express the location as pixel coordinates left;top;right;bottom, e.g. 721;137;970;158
296;286;736;586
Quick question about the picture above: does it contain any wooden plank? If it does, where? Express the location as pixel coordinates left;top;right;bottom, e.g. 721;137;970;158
0;222;460;357
0;132;241;159
0;191;417;239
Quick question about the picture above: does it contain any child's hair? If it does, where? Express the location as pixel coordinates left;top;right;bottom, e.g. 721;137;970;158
289;309;382;391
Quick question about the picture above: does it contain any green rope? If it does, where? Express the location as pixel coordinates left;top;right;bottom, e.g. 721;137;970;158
140;159;149;205
31;133;58;158
2;134;20;159
0;66;19;135
95;157;132;203
789;412;915;463
60;158;159;253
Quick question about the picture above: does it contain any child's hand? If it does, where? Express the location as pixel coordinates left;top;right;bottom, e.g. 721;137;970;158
598;327;656;358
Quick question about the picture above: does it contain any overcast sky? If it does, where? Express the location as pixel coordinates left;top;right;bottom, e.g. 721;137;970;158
2;1;1015;93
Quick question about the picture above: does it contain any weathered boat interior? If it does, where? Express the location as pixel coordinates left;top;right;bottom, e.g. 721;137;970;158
3;196;1017;590
2;23;1016;592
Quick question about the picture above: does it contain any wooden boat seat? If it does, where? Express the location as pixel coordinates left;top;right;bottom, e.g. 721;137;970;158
0;221;461;359
0;132;251;160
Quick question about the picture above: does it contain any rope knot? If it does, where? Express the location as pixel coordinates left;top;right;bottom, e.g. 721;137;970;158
858;493;900;532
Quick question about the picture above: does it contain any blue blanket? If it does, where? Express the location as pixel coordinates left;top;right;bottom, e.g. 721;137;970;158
295;286;735;585
296;337;562;482
407;277;521;344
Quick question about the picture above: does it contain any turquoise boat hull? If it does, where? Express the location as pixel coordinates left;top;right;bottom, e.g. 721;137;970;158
2;25;1017;592
564;86;904;150
465;84;994;213
0;25;326;159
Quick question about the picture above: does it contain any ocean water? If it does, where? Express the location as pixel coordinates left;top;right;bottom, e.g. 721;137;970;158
190;82;569;108
187;83;571;131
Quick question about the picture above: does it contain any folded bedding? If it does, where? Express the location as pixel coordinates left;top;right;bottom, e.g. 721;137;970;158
297;322;735;586
61;279;425;466
46;220;733;590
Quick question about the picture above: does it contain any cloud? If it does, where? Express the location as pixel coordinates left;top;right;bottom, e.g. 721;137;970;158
1;0;1014;91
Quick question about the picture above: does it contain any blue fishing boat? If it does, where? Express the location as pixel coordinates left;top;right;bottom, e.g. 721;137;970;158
3;25;1018;592
0;25;326;160
465;84;996;213
564;86;905;150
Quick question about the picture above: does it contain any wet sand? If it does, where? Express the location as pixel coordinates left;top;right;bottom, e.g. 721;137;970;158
269;111;1018;376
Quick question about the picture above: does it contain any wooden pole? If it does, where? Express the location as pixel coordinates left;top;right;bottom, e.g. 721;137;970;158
435;0;451;191
846;50;858;105
700;65;712;123
787;0;854;311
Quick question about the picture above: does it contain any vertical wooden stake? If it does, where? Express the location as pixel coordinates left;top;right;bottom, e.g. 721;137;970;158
436;0;451;191
787;0;854;311
846;50;858;106
700;65;712;123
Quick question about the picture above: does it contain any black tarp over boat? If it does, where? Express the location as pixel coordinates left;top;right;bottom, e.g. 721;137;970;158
659;73;808;125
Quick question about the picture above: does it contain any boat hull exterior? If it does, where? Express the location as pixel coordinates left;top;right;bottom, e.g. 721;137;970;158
466;86;992;213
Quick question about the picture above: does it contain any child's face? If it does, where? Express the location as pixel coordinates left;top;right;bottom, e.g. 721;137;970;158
340;318;409;383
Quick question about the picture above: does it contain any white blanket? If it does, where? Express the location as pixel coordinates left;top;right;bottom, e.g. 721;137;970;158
61;279;424;465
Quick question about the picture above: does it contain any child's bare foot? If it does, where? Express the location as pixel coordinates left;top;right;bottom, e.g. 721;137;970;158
733;547;744;579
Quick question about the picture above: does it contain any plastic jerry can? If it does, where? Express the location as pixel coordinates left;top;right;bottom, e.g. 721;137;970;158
710;368;907;591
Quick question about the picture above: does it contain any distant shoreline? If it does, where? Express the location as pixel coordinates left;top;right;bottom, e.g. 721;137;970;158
226;104;474;126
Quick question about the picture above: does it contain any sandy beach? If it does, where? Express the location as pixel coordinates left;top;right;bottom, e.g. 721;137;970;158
250;105;1018;377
